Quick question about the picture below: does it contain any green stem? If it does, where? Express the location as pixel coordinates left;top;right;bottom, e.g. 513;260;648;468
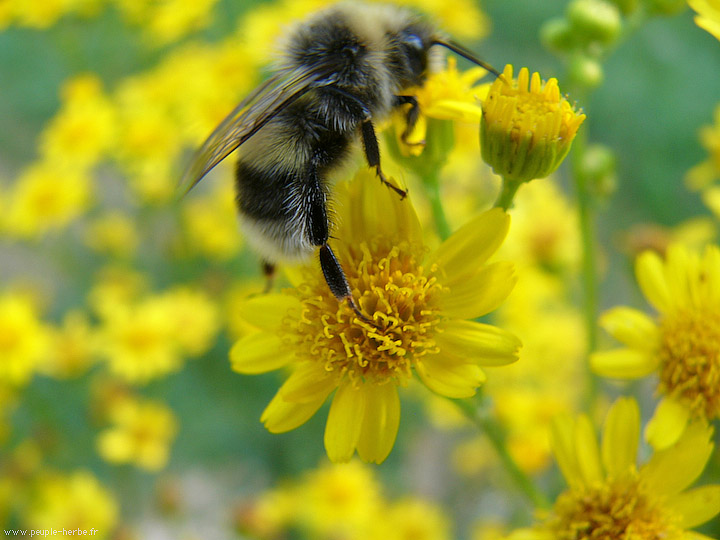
454;396;550;510
570;124;599;405
494;178;521;210
425;168;452;241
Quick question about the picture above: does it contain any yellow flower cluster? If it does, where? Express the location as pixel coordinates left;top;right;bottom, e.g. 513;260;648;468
237;460;452;540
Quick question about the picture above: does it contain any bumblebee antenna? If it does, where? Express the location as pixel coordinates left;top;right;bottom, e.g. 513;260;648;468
431;39;502;79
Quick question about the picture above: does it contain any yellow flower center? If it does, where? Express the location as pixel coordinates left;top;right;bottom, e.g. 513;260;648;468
547;474;679;540
658;308;720;420
288;239;444;386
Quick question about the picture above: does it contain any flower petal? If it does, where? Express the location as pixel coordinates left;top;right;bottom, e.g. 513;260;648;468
590;348;658;379
261;385;331;433
230;333;293;374
644;397;690;450
641;420;714;497
666;485;720;529
429;207;510;283
598;306;658;350
324;381;365;462
357;383;400;464
435;320;521;366
635;250;671;313
442;261;517;319
416;354;486;398
549;413;582;489
574;414;603;486
235;294;301;332
277;362;337;404
601;397;639;478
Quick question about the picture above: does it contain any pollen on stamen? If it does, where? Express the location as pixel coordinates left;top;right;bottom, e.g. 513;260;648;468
548;473;681;540
286;239;445;386
658;308;720;420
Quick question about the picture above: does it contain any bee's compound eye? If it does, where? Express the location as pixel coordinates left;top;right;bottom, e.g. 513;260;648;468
404;33;423;50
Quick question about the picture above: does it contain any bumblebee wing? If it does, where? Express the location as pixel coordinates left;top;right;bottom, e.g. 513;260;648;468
179;66;335;195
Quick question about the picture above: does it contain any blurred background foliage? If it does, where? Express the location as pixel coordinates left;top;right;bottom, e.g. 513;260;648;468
0;0;719;538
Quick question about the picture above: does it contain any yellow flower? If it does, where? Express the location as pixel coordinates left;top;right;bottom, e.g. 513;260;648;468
97;294;183;384
481;65;586;186
181;177;244;260
688;0;720;41
394;57;491;157
96;397;178;470
40;74;116;170
6;161;92;238
591;244;720;448
527;398;720;540
293;460;382;538
371;497;452;540
396;0;490;40
0;292;50;386
24;470;118;538
231;171;520;463
40;310;97;379
160;287;220;356
84;211;140;259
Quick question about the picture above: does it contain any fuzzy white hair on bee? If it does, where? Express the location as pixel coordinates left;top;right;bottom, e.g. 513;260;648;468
180;2;499;320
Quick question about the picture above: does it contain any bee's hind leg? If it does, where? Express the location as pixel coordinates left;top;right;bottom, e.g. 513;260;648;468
393;95;425;148
360;119;407;199
318;244;368;322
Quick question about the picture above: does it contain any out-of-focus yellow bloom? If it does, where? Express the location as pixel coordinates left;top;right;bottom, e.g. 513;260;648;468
97;294;183;384
592;244;720;449
40;310;97;379
0;0;103;29
619;217;718;259
40;74;116;171
96;397;178;470
498;179;581;272
88;266;147;318
115;0;219;46
481;65;586;185
181;177;244;260
6;161;92;238
234;487;296;539
231;171;520;463
520;398;720;540
688;0;720;41
160;287;220;356
84;211;140;259
293;461;382;538
686;104;720;192
0;292;50;386
371;497;452;540
24;470;118;539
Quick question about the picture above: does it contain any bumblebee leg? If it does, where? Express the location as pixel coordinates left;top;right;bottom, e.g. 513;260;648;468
360;120;407;199
261;261;275;293
393;95;425;147
305;160;370;322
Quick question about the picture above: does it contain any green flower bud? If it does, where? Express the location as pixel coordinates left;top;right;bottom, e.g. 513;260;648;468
568;55;604;89
540;18;577;53
567;0;622;44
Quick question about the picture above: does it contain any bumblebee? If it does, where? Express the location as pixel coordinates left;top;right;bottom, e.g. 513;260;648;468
181;2;498;316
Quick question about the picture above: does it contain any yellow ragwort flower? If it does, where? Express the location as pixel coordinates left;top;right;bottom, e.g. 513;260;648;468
96;294;183;384
688;0;720;41
6;161;92;238
96;397;178;471
481;65;586;185
525;398;720;540
40;310;98;379
0;292;50;386
591;244;720;449
25;470;118;539
394;57;491;157
231;171;520;463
